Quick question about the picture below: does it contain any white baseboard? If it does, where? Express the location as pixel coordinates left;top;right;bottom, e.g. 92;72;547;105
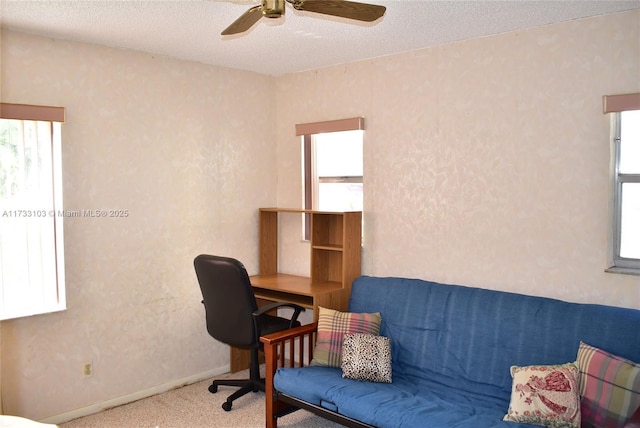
41;365;229;425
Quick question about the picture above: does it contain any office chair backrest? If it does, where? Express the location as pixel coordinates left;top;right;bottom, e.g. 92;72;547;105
194;254;259;349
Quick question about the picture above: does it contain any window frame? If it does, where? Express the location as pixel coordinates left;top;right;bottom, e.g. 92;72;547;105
0;103;66;320
297;117;365;240
604;93;640;275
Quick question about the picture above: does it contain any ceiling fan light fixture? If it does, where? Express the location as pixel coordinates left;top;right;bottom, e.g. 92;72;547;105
262;0;285;18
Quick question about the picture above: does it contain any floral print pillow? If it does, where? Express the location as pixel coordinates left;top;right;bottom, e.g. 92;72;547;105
503;362;581;428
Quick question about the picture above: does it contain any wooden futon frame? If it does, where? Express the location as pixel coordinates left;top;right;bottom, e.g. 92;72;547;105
260;322;373;428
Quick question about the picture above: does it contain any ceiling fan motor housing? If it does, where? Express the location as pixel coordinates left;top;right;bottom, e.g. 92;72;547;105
222;0;386;35
262;0;285;18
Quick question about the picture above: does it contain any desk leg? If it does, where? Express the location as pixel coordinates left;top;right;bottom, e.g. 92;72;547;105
230;347;252;373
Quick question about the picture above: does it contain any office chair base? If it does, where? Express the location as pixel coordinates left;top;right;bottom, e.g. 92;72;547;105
209;378;265;411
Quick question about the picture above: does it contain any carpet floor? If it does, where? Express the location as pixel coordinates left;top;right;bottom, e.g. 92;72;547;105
59;368;341;428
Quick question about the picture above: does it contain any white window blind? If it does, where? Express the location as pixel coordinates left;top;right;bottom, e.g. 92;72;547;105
0;103;66;320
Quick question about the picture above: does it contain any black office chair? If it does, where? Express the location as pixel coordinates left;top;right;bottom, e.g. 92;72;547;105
194;254;305;411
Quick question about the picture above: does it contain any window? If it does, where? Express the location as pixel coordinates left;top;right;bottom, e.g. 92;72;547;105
298;118;364;240
604;93;640;275
312;130;363;211
0;103;66;319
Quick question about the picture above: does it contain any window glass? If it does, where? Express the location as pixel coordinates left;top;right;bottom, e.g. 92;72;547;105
620;182;640;259
315;130;363;177
318;182;363;212
618;110;640;262
619;110;640;174
313;130;363;212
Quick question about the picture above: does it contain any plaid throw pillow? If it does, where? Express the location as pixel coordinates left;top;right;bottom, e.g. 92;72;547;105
577;341;640;428
310;307;381;368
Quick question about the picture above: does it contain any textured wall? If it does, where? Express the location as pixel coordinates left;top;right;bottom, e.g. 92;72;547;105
0;30;277;420
275;10;640;308
1;8;639;423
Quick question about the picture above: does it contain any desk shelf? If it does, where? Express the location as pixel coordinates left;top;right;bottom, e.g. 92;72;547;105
256;208;362;315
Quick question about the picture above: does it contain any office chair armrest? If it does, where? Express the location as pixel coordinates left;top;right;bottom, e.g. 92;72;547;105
253;302;306;327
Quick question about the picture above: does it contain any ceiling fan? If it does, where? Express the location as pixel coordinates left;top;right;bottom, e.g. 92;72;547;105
222;0;386;36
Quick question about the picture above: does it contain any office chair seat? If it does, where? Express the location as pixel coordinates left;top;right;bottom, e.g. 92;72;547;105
194;254;305;411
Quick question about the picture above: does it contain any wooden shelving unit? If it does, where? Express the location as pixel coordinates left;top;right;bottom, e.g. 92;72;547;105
251;208;362;316
231;208;362;372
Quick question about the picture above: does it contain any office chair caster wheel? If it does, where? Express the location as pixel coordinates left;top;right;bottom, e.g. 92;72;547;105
222;401;232;412
208;384;217;394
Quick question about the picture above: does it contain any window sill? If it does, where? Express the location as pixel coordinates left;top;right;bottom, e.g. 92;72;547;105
605;266;640;277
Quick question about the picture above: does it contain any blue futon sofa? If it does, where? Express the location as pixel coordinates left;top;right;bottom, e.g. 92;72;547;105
261;276;640;427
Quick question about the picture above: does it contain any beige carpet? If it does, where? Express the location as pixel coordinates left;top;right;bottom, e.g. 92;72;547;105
60;368;342;428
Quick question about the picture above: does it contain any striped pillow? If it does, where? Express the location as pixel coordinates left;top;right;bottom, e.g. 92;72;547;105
310;307;381;368
577;341;640;428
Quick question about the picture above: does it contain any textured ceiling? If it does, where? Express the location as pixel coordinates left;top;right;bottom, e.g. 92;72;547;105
1;0;639;76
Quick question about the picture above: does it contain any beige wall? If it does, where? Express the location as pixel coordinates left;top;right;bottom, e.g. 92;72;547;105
0;8;639;423
0;30;277;421
275;10;640;307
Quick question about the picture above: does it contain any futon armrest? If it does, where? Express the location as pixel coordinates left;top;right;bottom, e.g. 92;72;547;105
261;321;319;345
260;321;318;375
261;322;319;428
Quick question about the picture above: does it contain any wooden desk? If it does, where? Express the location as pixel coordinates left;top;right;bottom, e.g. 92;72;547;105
252;273;350;314
230;274;351;372
230;208;361;373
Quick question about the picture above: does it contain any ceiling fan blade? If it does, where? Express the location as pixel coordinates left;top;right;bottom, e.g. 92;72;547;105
293;0;385;22
222;5;263;35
